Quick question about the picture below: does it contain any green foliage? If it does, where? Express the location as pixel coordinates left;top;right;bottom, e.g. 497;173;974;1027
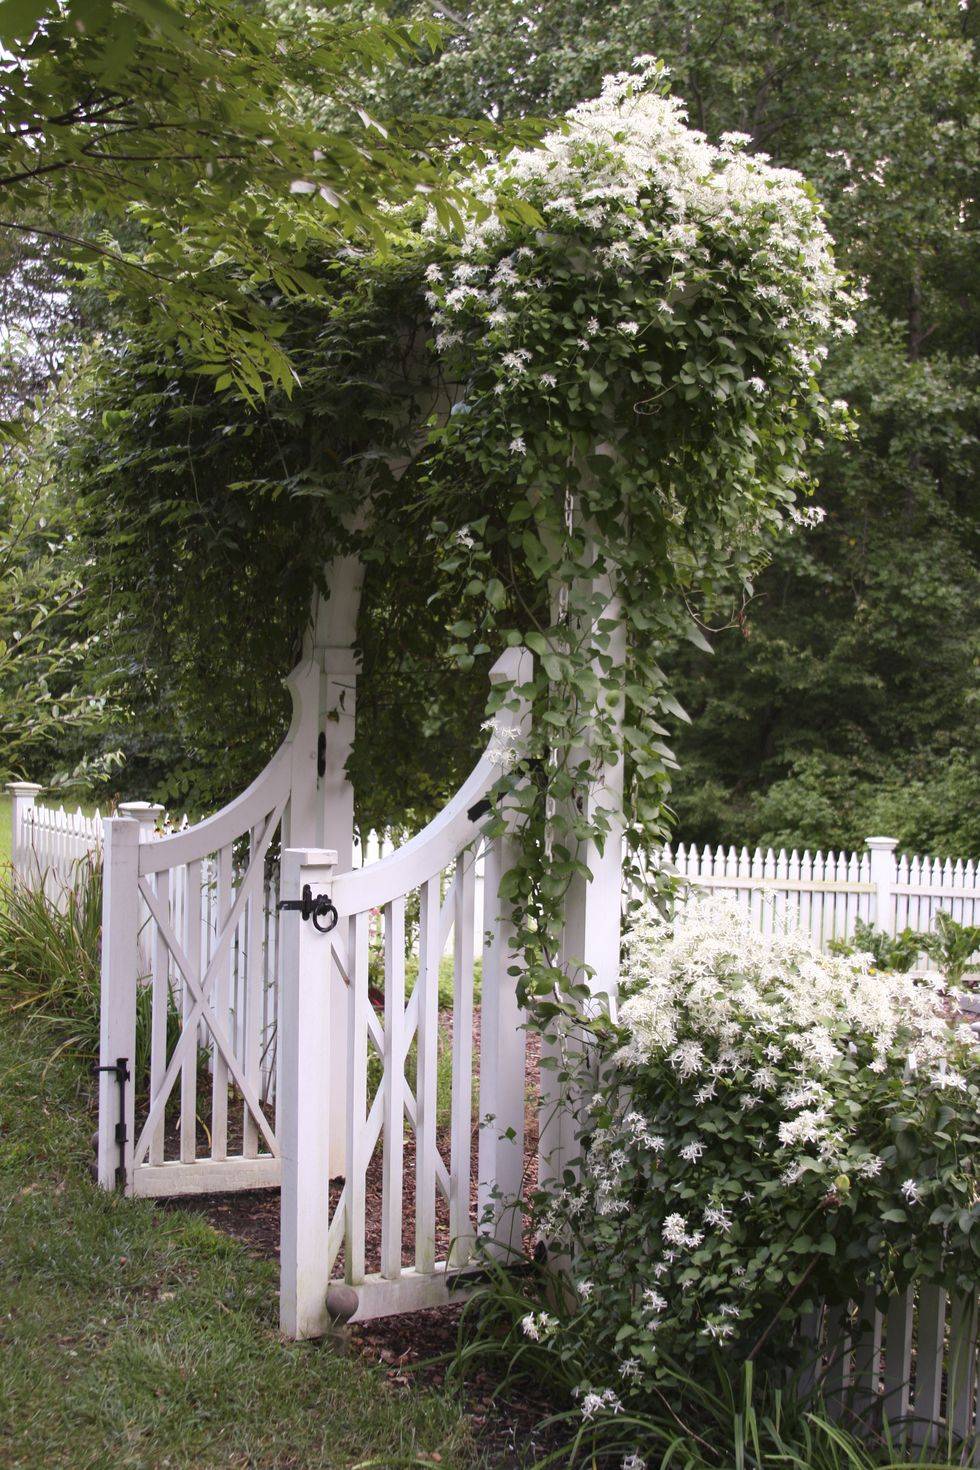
0;859;175;1084
0;386;120;785
0;0;533;399
412;63;848;996
526;898;979;1405
828;920;921;976
921;912;980;990
372;0;979;859
453;1267;963;1468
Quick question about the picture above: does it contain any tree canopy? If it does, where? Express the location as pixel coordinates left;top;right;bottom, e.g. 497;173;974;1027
2;0;976;861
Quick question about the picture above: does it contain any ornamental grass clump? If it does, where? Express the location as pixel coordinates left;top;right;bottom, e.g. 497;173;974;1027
531;895;979;1404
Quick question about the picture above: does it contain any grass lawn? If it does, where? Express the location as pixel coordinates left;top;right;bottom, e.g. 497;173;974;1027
0;1020;483;1469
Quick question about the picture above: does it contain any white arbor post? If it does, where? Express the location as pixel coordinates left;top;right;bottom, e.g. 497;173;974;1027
279;846;338;1340
97;816;142;1191
6;780;42;881
867;836;899;937
539;561;626;1193
477;824;527;1256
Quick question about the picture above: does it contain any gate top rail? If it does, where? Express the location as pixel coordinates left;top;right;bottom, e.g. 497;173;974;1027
330;646;531;916
137;745;290;874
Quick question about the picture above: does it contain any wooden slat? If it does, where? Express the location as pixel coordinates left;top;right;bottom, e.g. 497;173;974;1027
883;1289;914;1433
449;856;476;1267
243;823;265;1158
180;860;202;1163
381;898;406;1281
851;1288;882;1424
948;1292;978;1446
911;1285;947;1449
149;868;170;1166
415;877;440;1274
211;844;232;1161
345;912;370;1285
823;1305;853;1422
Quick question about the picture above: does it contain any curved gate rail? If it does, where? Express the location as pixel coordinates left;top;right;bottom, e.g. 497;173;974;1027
97;709;302;1197
280;646;532;1336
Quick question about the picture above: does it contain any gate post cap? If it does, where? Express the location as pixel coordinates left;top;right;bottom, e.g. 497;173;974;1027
5;781;42;795
287;847;339;867
865;836;899;851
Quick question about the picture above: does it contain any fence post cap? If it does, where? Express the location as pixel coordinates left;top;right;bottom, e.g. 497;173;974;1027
286;847;339;867
117;801;165;823
865;835;899;851
5;781;42;795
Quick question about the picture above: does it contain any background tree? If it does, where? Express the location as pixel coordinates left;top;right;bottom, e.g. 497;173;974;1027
366;0;979;855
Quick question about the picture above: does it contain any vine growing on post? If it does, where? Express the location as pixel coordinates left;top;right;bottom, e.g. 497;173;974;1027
408;58;853;1005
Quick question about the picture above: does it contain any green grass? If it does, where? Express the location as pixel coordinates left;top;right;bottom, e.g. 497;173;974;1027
0;1020;482;1469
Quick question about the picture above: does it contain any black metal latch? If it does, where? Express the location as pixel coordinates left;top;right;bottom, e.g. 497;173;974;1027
278;883;339;933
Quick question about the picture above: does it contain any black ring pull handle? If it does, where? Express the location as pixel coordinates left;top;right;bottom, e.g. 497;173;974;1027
278;884;339;934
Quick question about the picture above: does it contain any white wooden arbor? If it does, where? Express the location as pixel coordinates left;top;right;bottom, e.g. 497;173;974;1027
97;534;628;1327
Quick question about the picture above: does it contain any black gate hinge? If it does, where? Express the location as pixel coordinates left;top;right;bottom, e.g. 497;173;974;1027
278;883;339;933
96;1056;130;1189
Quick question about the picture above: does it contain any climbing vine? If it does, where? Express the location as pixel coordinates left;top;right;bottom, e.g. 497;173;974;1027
408;58;853;997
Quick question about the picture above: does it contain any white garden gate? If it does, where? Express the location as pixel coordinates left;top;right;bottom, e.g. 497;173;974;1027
95;635;536;1327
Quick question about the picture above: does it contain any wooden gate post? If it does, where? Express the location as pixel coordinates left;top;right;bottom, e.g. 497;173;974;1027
279;846;338;1340
97;816;141;1192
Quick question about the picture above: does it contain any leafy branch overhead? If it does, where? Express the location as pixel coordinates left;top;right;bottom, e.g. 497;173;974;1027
0;0;541;396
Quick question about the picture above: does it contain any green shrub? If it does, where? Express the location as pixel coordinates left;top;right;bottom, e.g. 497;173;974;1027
0;860;173;1084
459;897;978;1465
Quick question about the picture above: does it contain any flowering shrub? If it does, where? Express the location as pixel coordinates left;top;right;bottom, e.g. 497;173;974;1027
534;896;980;1401
416;58;855;995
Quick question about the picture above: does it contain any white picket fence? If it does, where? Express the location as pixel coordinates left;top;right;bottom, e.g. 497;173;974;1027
656;837;979;959
805;1284;979;1460
9;779;978;963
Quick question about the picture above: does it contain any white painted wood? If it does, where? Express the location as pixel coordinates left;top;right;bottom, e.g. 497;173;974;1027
211;843;232;1161
867;836;899;937
415;876;441;1275
97;817;141;1191
180;860;201;1163
337;1263;477;1323
279;848;338;1341
133;1156;280;1197
911;1285;947;1448
243;824;264;1158
948;1292;978;1446
5;782;42;882
822;1305;853;1421
851;1288;882;1422
478;831;527;1257
149;867;170;1166
882;1287;914;1432
381;898;407;1281
449;855;476;1267
345;911;370;1285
